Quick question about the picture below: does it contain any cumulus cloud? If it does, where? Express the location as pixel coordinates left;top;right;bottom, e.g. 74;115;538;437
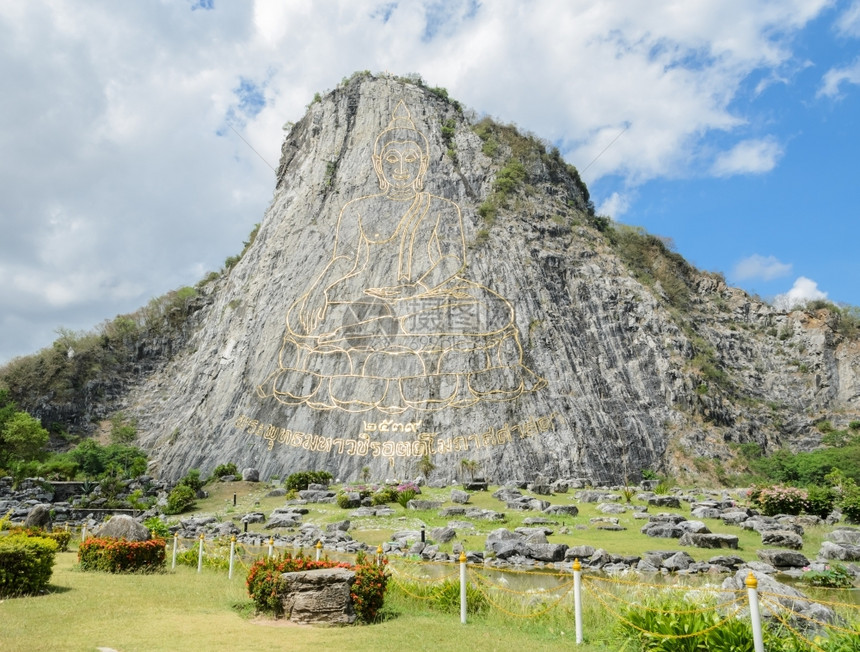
773;277;828;311
732;254;793;282
0;0;835;362
596;192;630;219
711;138;783;176
818;57;860;98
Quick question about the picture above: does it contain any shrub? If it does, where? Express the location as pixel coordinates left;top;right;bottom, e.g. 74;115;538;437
757;485;807;516
164;484;196;515
143;516;170;538
430;579;487;615
208;463;238;481
284;470;332;492
841;482;860;523
395;482;420;508
0;534;58;596
804;485;837;518
177;469;204;494
78;537;166;573
371;486;398;506
619;595;753;651
802;563;854;589
246;550;388;624
6;527;72;552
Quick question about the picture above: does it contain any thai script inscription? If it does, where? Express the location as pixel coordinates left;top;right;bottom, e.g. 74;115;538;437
233;413;559;458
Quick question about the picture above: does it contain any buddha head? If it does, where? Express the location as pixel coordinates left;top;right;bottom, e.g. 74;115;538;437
373;101;430;194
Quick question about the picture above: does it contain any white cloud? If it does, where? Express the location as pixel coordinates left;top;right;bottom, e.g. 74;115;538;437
596;192;630;219
732;255;793;282
835;1;860;37
773;277;828;311
0;0;837;363
711;137;783;176
818;57;860;98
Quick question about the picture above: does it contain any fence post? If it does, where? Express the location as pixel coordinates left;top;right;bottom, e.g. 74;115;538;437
197;533;204;573
573;558;583;644
171;533;178;570
315;540;322;561
268;537;274;559
459;550;468;625
81;523;87;541
746;572;765;652
376;544;383;566
228;536;236;580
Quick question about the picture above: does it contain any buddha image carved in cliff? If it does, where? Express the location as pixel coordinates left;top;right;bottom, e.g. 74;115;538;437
257;101;544;414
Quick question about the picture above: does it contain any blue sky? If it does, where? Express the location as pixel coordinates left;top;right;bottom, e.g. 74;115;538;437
1;0;859;364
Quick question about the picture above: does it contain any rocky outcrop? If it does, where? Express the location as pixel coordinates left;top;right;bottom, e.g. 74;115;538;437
10;73;858;485
279;568;357;625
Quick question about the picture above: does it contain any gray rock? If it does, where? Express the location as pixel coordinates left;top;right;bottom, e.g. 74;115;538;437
761;530;803;550
678;533;739;549
543;504;579;517
527;543;568;562
279;567;356;625
241;468;260;482
678;520;710;534
241;512;266;524
407;499;442;510
266;488;287;497
720;511;751;525
662;551;694;571
818;540;860;562
430;526;456;543
450;489;471;504
597;502;627;514
826;527;860;546
641;522;684;538
23;504;52;530
264;514;301;529
690;506;721;519
756;549;809;568
326;519;350;532
564;545;596;561
96;514;150;541
648;495;681;508
722;569;837;624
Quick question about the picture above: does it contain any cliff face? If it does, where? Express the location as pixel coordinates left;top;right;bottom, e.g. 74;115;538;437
96;74;859;482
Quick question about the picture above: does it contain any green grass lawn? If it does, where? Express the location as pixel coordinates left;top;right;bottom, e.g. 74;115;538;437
0;550;625;652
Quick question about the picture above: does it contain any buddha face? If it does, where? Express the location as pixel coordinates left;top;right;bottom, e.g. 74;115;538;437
374;140;427;192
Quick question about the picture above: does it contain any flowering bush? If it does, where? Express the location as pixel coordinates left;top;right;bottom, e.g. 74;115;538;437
802;564;855;589
246;550;388;623
78;537;166;573
395;482;421;507
755;485;808;516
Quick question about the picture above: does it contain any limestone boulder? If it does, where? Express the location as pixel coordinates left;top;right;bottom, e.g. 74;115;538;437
279;567;357;625
96;514;150;541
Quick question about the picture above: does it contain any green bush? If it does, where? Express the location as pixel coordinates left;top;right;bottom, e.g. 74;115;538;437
177;469;204;494
164;484;197;515
78;537;166;573
143;516;170;538
619;595;754;651
284;470;332;492
430;579;487;615
371;486;398;505
6;527;72;552
756;485;807;516
208;463;239;481
801;563;854;589
804;485;837;518
0;534;58;596
841;482;860;523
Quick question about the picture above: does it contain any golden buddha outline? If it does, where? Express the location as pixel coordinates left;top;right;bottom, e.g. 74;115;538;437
257;101;545;414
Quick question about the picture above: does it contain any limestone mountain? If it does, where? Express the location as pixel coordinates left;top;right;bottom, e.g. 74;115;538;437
3;72;859;483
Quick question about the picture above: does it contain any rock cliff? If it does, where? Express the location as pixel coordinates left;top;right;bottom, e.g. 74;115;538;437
8;73;860;483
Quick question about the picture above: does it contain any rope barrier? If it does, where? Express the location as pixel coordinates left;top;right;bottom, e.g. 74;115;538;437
388;564;459;583
388;576;437;601
470;575;575;619
584;573;746;594
759;589;860;612
759;595;860;638
759;596;828;652
583;576;747;616
585;579;746;641
469;569;575;595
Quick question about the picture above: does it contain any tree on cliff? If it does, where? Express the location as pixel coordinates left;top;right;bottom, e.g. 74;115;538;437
0;389;49;467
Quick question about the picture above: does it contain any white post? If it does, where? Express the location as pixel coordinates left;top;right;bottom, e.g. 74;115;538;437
171;533;178;570
376;544;383;566
746;572;765;652
315;540;322;561
573;558;583;644
459;550;468;625
228;536;236;580
268;537;274;559
81;523;87;541
197;534;204;573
